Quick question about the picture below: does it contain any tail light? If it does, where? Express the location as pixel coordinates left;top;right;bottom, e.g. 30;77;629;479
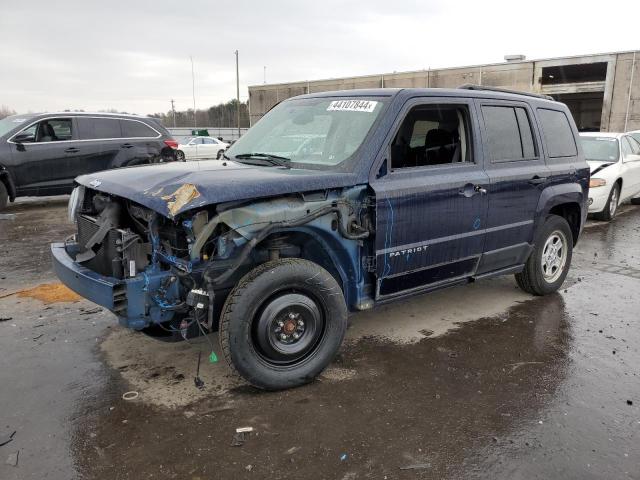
164;139;179;149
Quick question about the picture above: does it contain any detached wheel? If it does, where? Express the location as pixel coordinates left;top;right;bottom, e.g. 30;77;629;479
0;181;8;211
219;258;347;390
175;150;186;161
515;215;573;296
593;182;620;221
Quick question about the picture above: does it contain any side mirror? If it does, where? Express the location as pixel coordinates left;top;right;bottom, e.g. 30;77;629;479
12;133;33;144
624;154;640;162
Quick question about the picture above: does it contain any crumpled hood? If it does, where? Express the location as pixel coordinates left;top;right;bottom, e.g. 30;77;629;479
75;160;358;218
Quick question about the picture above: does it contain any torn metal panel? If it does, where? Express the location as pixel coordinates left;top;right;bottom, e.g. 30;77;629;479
161;183;201;217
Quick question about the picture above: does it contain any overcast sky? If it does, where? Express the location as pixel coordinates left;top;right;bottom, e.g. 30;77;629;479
1;0;638;115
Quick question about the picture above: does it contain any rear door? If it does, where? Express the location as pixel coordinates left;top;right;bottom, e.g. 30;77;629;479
475;101;549;274
371;97;489;298
75;116;123;173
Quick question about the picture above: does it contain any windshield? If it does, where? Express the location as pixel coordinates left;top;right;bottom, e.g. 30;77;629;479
580;136;619;162
227;97;386;170
0;114;33;138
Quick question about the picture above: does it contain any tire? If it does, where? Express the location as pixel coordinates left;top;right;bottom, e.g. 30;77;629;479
515;215;573;296
175;150;185;162
216;150;224;159
593;182;620;221
631;197;640;205
219;258;347;390
0;181;7;211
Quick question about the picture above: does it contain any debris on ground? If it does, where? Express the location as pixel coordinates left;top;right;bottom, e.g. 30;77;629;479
245;464;253;471
0;214;16;220
0;317;12;322
15;283;81;304
5;451;19;467
285;446;301;455
32;334;44;341
627;400;633;406
340;453;348;461
79;307;102;315
122;391;139;401
0;430;16;447
400;463;431;470
231;427;254;446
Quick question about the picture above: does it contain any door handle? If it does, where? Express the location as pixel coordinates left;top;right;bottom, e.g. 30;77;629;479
459;183;487;198
121;143;134;149
529;175;548;185
65;147;79;153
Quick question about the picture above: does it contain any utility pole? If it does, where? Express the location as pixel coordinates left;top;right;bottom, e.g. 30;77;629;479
190;56;196;129
235;50;241;138
263;66;266;84
170;99;176;128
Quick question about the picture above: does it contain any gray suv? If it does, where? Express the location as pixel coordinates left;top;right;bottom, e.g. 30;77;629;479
0;112;178;209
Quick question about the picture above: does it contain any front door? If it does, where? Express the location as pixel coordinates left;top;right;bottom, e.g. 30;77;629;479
9;117;76;194
371;98;489;298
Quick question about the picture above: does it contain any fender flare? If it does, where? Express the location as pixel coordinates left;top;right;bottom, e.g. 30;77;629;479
534;183;586;238
0;166;17;200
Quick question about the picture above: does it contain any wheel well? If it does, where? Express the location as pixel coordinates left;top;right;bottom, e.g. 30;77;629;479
259;231;345;295
549;202;581;245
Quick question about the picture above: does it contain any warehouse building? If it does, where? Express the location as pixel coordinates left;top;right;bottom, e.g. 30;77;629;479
248;50;639;133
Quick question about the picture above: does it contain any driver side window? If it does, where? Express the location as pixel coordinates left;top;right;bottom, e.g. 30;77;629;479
17;118;73;143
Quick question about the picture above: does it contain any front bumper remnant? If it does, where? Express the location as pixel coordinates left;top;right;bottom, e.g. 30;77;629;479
51;242;178;329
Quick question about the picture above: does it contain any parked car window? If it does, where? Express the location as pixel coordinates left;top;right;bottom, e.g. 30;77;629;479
77;117;122;140
482;106;536;162
630;132;640;146
190;138;204;145
624;135;640;155
391;105;472;169
579;136;619;162
0;115;32;137
21;118;73;143
202;138;215;144
537;108;577;158
120;119;158;138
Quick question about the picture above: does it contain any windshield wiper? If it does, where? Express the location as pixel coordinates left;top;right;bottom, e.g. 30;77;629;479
234;153;291;167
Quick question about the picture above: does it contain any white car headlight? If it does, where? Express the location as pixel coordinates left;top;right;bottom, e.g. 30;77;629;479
67;186;85;223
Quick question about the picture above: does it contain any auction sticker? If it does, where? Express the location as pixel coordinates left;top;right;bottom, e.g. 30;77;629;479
327;100;378;113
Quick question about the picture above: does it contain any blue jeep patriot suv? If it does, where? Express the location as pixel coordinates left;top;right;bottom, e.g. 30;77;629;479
52;86;589;390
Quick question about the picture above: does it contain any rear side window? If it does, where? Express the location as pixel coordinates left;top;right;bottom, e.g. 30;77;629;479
537;108;577;158
78;118;122;140
482;106;537;162
120;119;159;138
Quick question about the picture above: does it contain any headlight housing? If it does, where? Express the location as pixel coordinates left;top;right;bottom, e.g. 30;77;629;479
589;178;607;188
67;186;85;223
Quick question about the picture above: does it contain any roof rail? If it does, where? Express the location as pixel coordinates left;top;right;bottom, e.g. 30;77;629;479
458;84;555;101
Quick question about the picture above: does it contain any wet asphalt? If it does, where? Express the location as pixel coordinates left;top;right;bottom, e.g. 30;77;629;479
0;197;639;480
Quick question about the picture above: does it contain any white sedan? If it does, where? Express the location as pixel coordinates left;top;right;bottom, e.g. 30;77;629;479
175;136;229;161
580;132;640;221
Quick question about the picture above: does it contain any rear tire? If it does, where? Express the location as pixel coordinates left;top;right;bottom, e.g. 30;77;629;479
219;258;347;390
0;181;7;211
515;215;573;296
593;183;620;221
176;150;185;162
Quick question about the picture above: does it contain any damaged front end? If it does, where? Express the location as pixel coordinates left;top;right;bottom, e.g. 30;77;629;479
52;184;372;332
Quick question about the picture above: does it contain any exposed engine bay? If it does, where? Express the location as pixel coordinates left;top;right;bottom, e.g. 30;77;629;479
64;184;373;332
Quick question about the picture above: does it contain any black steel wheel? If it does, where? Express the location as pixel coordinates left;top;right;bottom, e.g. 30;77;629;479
219;258;347;390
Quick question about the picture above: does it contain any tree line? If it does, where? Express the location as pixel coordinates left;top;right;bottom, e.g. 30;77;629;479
150;99;250;128
0;99;250;128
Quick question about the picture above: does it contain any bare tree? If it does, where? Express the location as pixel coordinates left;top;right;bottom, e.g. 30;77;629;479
0;105;16;120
